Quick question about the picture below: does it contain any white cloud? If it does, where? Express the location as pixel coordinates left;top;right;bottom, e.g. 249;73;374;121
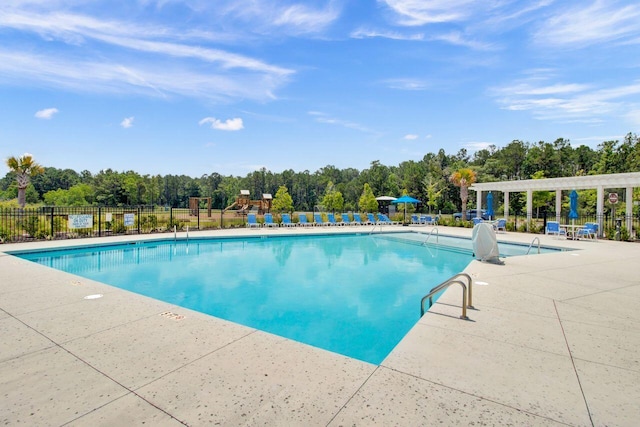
219;0;339;35
491;74;640;123
535;0;640;47
34;107;58;119
464;141;495;151
0;8;293;101
0;49;285;101
350;28;424;41
404;134;418;140
381;0;478;25
272;4;339;33
308;111;377;134
199;117;244;131
120;116;134;128
428;31;496;51
383;78;429;91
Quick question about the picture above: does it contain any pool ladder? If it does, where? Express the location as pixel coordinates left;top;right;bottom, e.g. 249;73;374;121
420;272;474;320
422;227;439;245
526;237;540;255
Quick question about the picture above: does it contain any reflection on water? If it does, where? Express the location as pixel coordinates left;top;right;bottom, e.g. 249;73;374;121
17;234;475;364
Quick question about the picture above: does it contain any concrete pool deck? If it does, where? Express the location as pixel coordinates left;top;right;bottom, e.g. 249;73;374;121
1;226;639;426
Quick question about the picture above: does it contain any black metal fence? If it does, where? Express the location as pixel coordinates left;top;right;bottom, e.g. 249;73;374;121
512;211;640;240
0;206;249;243
1;205;638;243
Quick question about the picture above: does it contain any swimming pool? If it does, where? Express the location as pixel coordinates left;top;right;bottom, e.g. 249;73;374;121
12;232;561;364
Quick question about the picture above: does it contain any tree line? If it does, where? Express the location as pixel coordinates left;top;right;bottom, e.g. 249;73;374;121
2;133;639;214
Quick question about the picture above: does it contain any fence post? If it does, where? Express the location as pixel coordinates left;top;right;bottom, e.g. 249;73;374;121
170;207;173;229
137;207;141;234
197;204;201;230
98;207;102;237
50;207;54;238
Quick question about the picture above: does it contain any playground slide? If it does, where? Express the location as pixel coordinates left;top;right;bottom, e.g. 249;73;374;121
224;201;237;211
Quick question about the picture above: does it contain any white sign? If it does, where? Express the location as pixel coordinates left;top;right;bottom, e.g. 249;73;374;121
608;193;619;204
124;213;135;226
105;213;112;222
69;214;93;229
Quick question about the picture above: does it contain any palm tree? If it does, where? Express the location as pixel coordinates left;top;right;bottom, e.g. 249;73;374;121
450;168;477;220
5;153;44;208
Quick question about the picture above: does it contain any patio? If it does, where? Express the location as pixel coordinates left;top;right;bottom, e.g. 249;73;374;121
1;226;639;426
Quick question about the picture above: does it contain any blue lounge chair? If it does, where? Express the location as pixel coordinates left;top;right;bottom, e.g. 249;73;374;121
263;213;278;228
377;213;396;225
341;213;355;226
576;222;598;240
327;213;340;226
298;213;312;227
545;221;566;238
422;215;436;225
281;213;295;227
493;218;507;233
472;217;484;225
353;213;366;225
366;213;377;224
246;213;260;228
314;213;329;226
411;215;421;225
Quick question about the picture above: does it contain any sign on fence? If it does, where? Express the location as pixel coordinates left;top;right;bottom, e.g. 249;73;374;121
124;213;135;226
69;214;93;229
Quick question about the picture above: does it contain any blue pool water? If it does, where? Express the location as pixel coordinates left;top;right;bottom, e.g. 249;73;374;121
13;232;560;364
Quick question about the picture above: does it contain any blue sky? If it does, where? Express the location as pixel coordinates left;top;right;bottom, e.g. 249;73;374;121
1;0;639;177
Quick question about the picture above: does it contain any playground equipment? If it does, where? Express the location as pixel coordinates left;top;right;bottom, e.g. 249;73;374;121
225;190;272;214
189;197;212;217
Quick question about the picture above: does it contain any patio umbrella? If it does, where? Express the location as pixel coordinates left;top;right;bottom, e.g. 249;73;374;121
569;190;579;231
486;192;494;220
392;195;421;223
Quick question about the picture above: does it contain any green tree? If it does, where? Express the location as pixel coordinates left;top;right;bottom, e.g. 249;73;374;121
321;181;344;213
5;153;44;208
531;171;553;218
449;168;477;219
358;183;378;212
272;186;294;213
422;175;443;214
43;183;94;206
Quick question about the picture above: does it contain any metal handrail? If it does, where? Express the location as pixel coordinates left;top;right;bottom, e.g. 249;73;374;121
422;227;439;245
421;280;468;319
369;223;382;234
420;272;474;319
526;237;540;255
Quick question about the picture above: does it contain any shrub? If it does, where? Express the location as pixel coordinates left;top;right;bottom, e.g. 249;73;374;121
166;218;185;231
21;215;40;237
139;215;158;232
604;225;630;241
110;220;127;234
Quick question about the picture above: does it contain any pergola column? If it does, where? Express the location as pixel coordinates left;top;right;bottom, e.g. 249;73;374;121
596;186;604;237
476;190;482;218
504;192;509;220
626;186;634;237
555;189;562;223
526;189;533;231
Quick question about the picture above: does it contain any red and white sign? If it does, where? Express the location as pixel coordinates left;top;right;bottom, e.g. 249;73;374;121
608;193;619;204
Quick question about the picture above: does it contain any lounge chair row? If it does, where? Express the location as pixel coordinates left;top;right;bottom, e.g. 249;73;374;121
246;213;400;228
410;215;438;225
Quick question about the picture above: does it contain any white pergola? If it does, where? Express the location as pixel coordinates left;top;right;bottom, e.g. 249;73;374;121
469;172;640;236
